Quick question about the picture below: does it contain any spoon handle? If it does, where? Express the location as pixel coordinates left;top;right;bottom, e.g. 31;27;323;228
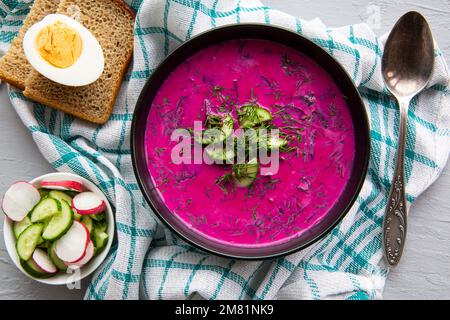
383;99;409;266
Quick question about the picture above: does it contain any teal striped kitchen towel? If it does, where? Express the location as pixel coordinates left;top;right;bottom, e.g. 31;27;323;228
1;0;449;300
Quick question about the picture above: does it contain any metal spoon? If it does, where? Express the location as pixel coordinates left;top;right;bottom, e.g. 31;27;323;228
382;11;434;266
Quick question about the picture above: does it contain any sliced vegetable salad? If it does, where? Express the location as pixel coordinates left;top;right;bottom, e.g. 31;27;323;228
2;180;109;278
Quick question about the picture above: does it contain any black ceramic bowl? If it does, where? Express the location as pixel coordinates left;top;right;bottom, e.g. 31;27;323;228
131;24;370;260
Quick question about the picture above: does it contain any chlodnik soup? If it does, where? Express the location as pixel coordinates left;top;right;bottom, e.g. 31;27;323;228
145;39;355;247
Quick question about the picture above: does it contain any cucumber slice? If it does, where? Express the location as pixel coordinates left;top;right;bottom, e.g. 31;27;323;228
41;217;53;229
93;229;109;252
81;216;94;234
196;114;234;145
20;259;50;278
37;240;49;249
94;220;107;233
48;242;67;271
65;191;80;198
221;115;234;138
36;236;45;246
39;189;50;198
256;135;288;152
205;146;235;162
256;107;273;123
73;209;82;221
267;136;288;150
233;159;259;188
42;199;73;241
238;105;273;128
16;224;44;260
13;216;32;239
90;212;105;221
48;190;72;204
30;198;61;223
32;248;57;274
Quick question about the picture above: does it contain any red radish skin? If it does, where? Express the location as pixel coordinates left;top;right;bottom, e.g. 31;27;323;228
55;221;90;263
2;181;41;221
67;221;90;264
72;192;106;215
40;180;84;192
66;240;95;268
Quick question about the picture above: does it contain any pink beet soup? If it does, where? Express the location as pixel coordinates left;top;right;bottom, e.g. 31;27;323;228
145;39;355;247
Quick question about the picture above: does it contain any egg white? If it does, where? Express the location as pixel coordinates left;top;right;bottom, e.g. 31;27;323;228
23;14;105;87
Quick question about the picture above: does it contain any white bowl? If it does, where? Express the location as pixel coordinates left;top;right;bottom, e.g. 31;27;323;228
3;172;114;285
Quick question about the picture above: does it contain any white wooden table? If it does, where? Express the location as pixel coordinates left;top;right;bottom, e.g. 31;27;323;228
0;0;449;299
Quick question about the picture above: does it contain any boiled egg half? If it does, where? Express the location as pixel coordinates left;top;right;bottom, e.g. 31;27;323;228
23;14;104;87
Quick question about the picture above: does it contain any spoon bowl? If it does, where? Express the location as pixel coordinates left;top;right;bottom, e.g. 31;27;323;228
382;11;434;99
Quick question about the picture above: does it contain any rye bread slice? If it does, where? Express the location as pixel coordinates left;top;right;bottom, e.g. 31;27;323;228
0;0;59;90
23;0;135;124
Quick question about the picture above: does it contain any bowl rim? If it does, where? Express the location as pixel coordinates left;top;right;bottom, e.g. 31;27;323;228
131;23;370;260
3;172;115;285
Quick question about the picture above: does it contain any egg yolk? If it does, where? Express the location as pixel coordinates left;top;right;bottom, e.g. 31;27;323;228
36;21;82;69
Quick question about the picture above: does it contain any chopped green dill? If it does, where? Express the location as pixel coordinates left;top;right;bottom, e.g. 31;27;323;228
155;147;166;156
250;88;258;102
252;206;258;220
212;85;223;97
215;173;233;195
281;54;303;76
205;114;223;129
232;163;251;180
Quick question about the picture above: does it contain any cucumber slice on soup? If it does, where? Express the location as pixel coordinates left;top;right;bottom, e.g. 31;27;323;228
206;146;235;162
220;114;234;139
233;159;259;188
256;107;273;122
196;114;234;145
238;105;273;128
267;136;288;150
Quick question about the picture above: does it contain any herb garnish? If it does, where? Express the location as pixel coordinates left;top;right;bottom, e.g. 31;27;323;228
281;54;303;76
215;173;234;195
155;147;166;156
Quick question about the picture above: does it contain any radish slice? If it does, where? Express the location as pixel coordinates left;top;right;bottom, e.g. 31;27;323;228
32;248;58;274
66;240;94;268
55;221;89;263
40;180;84;192
72;192;105;215
2;181;40;221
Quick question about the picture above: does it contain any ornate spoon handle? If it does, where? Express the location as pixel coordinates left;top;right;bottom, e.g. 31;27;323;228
383;99;409;267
